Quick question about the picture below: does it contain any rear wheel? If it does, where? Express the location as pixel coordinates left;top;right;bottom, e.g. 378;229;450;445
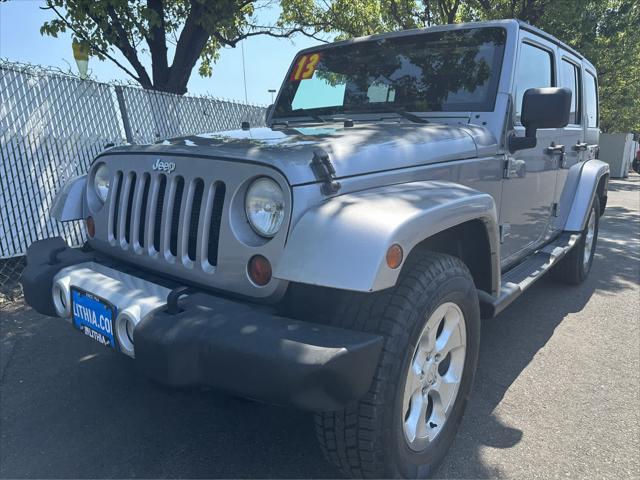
552;195;600;285
314;252;480;478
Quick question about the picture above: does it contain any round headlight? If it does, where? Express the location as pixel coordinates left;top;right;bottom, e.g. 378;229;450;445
245;178;285;237
93;164;111;203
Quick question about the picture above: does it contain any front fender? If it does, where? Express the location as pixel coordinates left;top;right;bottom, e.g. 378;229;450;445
556;160;609;232
50;175;86;222
275;181;499;292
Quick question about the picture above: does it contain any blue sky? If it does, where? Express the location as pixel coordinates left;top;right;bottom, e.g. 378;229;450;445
0;1;325;105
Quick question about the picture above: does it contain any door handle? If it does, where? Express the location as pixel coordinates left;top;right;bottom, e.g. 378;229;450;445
545;144;565;155
545;143;566;169
572;142;588;152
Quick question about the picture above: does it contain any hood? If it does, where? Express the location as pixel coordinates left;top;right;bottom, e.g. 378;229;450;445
111;122;498;186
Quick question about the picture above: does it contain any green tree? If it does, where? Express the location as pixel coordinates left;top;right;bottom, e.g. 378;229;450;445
279;0;466;38
40;0;327;95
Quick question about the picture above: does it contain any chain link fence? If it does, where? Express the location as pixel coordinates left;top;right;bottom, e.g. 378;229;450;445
0;60;266;302
118;86;266;144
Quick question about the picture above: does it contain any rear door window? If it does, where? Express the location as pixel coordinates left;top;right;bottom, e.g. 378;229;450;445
585;71;598;127
561;59;581;125
514;42;554;122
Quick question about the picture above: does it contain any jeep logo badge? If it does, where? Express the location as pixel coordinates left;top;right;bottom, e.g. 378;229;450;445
152;159;176;174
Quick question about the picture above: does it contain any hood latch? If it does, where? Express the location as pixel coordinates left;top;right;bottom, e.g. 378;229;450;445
310;149;341;196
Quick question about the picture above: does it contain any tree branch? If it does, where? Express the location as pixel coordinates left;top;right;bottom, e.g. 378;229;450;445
249;24;330;42
214;26;330;48
443;0;461;23
41;3;143;83
421;0;433;26
388;1;410;29
472;0;493;12
103;5;153;87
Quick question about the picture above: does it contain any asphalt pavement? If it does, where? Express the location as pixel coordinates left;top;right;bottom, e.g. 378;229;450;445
1;175;638;479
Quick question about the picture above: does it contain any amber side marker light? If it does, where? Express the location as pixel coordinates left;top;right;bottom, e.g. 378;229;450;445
85;216;96;238
248;255;272;286
386;244;403;269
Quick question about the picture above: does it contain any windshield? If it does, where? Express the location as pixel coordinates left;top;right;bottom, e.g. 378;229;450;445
273;27;506;119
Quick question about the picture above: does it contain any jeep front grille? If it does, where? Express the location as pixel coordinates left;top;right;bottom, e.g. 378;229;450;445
108;170;226;267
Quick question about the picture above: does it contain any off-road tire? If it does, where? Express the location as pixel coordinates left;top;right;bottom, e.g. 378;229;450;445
552;195;600;285
314;252;481;478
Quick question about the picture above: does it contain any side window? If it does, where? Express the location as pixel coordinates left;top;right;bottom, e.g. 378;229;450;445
585;71;598;128
514;42;554;121
561;59;580;124
367;82;396;103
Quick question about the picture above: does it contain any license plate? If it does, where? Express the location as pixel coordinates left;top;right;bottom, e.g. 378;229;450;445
70;287;117;350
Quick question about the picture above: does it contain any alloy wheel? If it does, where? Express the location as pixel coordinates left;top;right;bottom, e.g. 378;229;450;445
402;302;467;451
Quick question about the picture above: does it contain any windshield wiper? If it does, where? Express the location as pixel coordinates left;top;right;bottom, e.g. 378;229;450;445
389;110;430;124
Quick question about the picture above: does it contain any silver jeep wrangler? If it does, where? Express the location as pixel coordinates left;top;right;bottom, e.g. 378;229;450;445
22;19;608;478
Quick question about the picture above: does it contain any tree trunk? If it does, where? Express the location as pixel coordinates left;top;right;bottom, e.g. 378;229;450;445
147;0;170;91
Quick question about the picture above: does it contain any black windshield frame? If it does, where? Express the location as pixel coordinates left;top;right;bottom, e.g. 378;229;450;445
273;27;507;119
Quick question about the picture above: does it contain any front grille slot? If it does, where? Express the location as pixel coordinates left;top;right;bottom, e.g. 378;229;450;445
208;182;226;267
169;176;185;257
124;172;137;244
188;179;204;261
108;169;227;272
153;175;167;252
138;174;150;248
111;171;123;241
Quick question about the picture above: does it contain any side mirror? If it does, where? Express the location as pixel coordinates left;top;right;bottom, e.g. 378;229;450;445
509;87;572;153
265;104;274;125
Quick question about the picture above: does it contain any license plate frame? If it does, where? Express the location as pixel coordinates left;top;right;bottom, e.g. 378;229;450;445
70;287;118;350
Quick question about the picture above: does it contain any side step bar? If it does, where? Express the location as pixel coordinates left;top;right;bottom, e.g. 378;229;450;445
478;232;581;318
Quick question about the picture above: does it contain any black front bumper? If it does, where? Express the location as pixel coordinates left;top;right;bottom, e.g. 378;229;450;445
21;238;384;411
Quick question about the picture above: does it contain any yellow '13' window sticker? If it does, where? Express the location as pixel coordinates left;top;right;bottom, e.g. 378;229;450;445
290;53;321;81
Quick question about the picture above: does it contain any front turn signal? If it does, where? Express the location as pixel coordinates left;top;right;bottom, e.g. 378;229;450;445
386;244;403;269
248;255;272;286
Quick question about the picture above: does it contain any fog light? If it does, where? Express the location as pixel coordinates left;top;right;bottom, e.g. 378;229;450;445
386;244;403;269
248;255;272;286
85;216;95;238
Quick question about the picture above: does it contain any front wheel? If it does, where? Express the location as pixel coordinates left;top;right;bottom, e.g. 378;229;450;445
315;252;481;478
552;195;600;285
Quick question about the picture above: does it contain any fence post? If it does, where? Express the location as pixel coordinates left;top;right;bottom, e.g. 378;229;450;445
114;86;134;144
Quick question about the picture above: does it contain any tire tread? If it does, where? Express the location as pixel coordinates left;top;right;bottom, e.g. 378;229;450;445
552;196;600;285
315;252;475;478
